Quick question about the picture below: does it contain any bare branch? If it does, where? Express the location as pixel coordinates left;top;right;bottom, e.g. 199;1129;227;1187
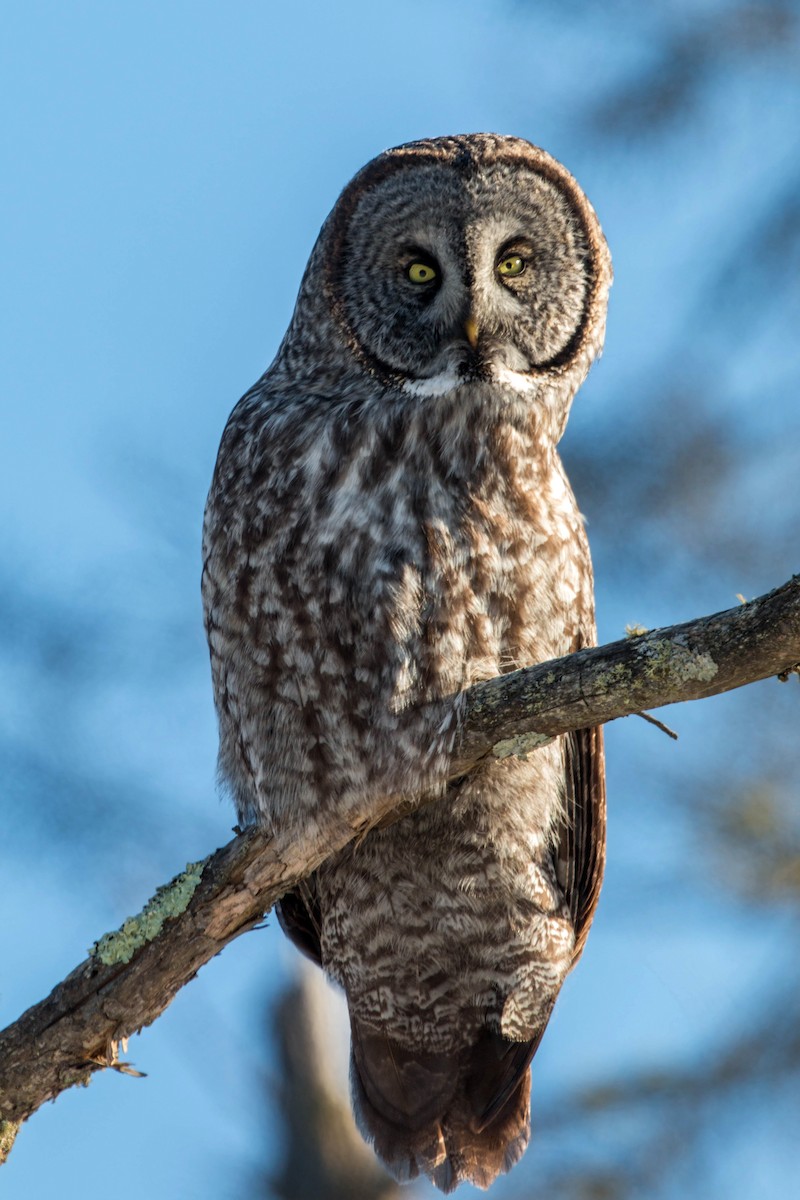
0;574;798;1143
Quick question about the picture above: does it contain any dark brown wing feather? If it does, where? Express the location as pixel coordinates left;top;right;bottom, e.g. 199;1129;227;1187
562;723;606;962
469;1021;549;1131
276;878;323;966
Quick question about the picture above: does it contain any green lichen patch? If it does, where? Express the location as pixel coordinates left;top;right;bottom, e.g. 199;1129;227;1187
595;661;631;694
492;731;554;760
91;859;207;966
640;637;718;685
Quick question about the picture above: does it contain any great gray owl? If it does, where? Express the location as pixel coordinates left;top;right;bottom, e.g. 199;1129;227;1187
202;133;611;1192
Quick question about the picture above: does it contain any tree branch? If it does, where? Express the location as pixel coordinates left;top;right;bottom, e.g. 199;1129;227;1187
1;575;798;1149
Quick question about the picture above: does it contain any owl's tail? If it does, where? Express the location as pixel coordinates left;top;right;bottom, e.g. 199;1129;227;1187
350;1018;537;1193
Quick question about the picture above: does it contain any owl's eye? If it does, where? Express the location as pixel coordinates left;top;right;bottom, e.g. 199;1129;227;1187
497;254;526;278
407;261;438;284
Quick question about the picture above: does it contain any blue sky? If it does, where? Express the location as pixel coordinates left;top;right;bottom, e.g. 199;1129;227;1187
2;3;799;1198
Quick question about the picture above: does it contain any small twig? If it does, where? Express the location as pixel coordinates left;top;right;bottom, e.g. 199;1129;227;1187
85;1056;147;1079
633;710;679;740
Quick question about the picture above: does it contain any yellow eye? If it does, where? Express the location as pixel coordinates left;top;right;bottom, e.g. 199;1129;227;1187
497;254;525;278
407;261;437;284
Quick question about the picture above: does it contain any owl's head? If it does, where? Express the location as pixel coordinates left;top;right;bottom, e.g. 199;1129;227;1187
314;135;611;396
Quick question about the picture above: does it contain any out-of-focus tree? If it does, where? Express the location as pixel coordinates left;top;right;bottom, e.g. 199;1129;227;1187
265;966;417;1200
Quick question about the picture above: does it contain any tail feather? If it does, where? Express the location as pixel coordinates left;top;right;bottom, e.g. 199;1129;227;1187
350;1018;535;1193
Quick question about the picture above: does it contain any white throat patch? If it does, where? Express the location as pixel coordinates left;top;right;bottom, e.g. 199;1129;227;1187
403;364;537;399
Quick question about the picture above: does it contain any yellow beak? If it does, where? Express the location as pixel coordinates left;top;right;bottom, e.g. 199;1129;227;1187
464;315;479;349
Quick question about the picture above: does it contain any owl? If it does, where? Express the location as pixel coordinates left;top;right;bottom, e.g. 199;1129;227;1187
202;134;611;1192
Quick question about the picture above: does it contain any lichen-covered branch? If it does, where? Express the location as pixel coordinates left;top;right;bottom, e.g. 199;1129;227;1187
0;575;798;1145
453;573;800;770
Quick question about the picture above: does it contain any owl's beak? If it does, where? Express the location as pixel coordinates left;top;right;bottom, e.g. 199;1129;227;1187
464;315;479;349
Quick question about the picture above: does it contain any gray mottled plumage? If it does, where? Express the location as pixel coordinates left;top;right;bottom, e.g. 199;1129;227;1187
202;134;611;1191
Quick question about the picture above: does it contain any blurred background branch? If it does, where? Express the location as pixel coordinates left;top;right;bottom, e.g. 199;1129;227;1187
267;966;411;1200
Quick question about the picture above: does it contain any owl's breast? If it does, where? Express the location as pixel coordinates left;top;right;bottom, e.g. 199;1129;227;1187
389;450;590;704
203;390;593;823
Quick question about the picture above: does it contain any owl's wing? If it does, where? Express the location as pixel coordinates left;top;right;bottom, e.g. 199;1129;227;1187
561;722;606;962
276;880;323;966
470;720;606;1133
